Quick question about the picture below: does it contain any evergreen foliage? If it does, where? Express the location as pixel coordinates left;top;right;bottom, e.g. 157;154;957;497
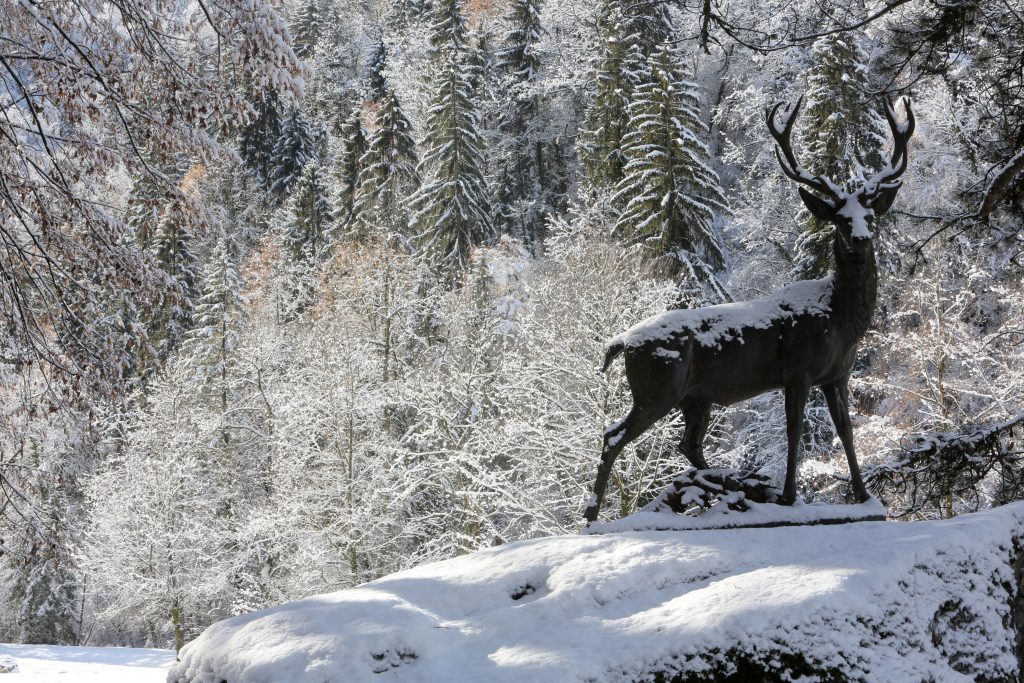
366;38;389;102
795;33;886;279
269;107;318;200
355;88;420;237
427;0;469;59
411;36;492;274
613;44;728;298
287;162;334;263
333;110;369;235
239;91;284;187
291;1;322;59
182;238;245;415
145;197;199;372
578;3;648;194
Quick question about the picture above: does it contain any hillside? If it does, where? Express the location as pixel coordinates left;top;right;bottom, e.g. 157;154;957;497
169;504;1024;682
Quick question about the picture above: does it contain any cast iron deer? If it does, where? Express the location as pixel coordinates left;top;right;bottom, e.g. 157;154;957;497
584;97;915;523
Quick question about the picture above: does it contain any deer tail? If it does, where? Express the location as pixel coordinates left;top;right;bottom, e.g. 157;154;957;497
601;340;625;373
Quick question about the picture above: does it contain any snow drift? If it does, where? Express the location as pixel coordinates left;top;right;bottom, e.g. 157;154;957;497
168;504;1024;682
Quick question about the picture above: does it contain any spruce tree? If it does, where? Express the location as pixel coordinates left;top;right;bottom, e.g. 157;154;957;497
333;110;368;235
613;44;728;298
268;107;317;200
411;38;493;274
493;0;549;243
239;90;283;187
182;238;244;425
287;162;334;262
795;33;886;278
366;39;389;102
578;3;647;194
125;173;167;247
427;0;469;61
291;1;322;59
145;197;199;371
355;88;420;237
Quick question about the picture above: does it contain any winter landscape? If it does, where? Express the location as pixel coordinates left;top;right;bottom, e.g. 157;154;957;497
1;0;1023;681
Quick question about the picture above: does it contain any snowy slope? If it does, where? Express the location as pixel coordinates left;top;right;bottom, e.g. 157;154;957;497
0;643;174;682
169;504;1024;683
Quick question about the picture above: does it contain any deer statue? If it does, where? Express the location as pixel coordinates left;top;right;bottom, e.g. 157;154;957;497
583;96;915;523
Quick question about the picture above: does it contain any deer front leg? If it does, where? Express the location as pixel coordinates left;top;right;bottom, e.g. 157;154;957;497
782;384;810;504
822;381;869;502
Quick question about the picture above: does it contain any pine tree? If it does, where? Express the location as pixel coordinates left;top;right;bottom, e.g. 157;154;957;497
355;88;420;237
125;173;168;247
269;107;317;200
366;39;389;102
578;3;648;194
411;41;493;275
291;1;322;59
287;162;334;262
795;33;886;279
493;0;549;243
333;110;368;235
144;197;199;372
427;0;469;61
239;90;283;187
613;44;728;297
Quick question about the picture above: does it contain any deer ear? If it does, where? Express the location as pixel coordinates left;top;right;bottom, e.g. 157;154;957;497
798;187;838;220
869;182;902;216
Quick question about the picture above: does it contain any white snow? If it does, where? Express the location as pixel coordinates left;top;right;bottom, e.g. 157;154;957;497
170;503;1024;683
608;276;832;350
837;196;875;238
0;644;174;682
588;497;887;533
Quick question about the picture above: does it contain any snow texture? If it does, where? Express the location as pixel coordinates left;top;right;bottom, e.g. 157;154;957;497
0;644;173;682
588;497;887;533
608;276;833;350
169;503;1024;683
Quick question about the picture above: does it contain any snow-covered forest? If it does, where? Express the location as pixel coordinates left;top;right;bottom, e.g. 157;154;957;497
1;0;1022;654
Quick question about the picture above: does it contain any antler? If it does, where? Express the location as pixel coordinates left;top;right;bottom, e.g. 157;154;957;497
766;96;840;201
872;97;916;188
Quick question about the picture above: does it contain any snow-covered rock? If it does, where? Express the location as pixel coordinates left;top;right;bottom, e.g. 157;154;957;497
168;504;1024;683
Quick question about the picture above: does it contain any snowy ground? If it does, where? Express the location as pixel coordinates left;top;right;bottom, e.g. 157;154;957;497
0;643;174;682
170;502;1024;682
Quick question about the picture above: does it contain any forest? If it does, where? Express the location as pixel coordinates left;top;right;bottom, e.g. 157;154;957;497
0;0;1022;654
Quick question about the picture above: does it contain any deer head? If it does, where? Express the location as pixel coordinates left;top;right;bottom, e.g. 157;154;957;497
766;96;915;257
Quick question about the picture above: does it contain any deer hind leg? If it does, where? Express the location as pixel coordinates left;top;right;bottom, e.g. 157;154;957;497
822;381;869;502
584;400;676;523
679;401;712;469
782;384;810;504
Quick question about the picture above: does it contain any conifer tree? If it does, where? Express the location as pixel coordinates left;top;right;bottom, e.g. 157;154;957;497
578;3;647;194
333;110;368;235
145;197;199;371
355;88;420;237
239;90;283;187
613;44;728;299
125;173;167;247
291;1;322;59
493;0;548;243
427;0;469;60
795;33;886;278
287;162;334;262
411;39;493;274
366;39;389;102
269;107;317;200
182;238;244;424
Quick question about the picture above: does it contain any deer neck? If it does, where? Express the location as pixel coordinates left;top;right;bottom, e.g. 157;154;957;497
830;241;878;341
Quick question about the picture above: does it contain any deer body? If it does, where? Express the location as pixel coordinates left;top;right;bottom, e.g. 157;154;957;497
583;97;912;523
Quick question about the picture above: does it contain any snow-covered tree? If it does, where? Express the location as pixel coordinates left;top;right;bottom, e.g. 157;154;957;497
333;111;369;236
411;39;493;275
269;107;319;200
795;33;886;278
613;44;728;299
578;3;648;194
290;1;322;59
355;88;420;237
239;91;284;187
